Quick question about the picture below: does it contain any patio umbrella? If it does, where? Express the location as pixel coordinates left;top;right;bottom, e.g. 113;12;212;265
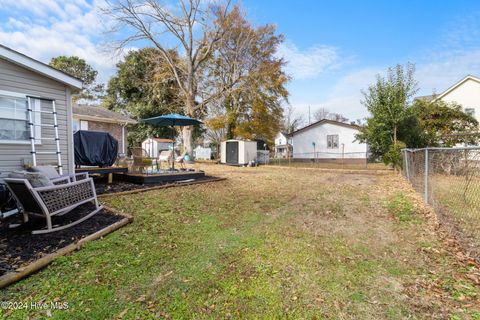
141;113;202;170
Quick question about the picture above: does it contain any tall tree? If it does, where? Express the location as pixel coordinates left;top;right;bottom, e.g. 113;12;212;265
49;56;104;103
103;48;182;147
357;63;418;165
104;0;240;155
411;99;479;147
204;5;289;145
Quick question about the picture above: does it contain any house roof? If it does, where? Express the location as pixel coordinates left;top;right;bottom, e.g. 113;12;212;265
423;75;480;103
73;104;137;124
0;44;83;90
291;119;361;136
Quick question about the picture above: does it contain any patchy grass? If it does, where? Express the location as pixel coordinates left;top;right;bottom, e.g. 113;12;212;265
386;193;418;223
0;165;479;319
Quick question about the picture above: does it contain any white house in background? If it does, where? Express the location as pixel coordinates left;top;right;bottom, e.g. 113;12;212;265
417;75;480;122
274;131;292;158
290;119;367;163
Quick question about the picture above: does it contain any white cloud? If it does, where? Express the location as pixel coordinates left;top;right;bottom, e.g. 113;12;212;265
0;0;118;83
277;42;343;80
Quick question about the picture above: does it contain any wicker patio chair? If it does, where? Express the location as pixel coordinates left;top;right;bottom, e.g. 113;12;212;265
4;177;103;234
28;165;88;185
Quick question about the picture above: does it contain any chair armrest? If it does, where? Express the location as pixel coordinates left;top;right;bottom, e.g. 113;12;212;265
51;176;71;185
70;172;89;181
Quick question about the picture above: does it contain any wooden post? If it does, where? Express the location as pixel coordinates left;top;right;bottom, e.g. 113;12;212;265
108;173;113;184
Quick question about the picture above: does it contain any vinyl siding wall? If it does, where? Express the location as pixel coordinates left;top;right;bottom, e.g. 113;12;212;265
292;123;367;159
0;58;72;176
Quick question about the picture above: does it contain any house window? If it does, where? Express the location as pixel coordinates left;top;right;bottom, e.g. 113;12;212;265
73;119;88;132
327;134;339;149
0;91;41;143
465;108;475;117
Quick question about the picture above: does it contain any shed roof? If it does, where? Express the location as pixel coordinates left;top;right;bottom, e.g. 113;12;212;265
150;138;174;143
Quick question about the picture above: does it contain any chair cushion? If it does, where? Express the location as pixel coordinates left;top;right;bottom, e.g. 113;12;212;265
8;171;54;188
28;166;61;179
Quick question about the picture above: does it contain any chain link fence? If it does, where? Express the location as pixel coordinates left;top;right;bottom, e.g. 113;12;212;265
403;147;480;259
267;152;388;170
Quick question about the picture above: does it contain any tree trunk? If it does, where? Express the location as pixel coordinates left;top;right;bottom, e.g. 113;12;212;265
182;126;193;155
183;95;196;155
226;122;236;140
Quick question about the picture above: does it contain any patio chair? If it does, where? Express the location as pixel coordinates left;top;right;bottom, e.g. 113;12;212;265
157;150;173;170
28;165;88;184
130;147;146;173
4;175;103;234
175;152;187;169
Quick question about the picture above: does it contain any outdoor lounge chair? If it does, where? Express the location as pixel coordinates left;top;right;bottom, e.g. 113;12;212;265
28;165;88;184
4;175;103;234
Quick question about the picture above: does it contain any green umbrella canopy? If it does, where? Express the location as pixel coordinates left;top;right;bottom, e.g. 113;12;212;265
141;113;202;127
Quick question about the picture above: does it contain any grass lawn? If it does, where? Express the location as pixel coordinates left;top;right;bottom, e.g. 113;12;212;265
1;165;479;319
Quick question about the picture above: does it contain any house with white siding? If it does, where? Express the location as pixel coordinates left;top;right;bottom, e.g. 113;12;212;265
290;119;368;163
274;131;292;158
0;45;82;177
417;75;480;122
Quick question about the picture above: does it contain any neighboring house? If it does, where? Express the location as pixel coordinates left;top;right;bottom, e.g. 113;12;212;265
274;131;292;158
290;119;367;163
417;75;480;122
73;104;136;155
0;44;83;177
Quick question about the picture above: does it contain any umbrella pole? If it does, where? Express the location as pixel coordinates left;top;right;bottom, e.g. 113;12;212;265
171;125;175;171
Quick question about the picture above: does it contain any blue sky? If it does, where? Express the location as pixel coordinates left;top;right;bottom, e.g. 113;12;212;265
1;1;480;121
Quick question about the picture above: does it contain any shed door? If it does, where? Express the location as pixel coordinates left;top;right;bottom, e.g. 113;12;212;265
226;141;239;164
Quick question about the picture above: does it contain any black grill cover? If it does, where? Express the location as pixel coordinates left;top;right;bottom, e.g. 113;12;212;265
74;130;118;167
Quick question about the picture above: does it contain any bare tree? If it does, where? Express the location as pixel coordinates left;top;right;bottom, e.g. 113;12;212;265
313;107;330;121
313;107;348;123
282;105;304;133
103;0;234;154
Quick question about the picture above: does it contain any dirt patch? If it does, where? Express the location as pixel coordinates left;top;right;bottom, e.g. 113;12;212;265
0;203;123;276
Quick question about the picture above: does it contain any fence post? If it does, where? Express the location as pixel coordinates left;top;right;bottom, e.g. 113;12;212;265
424;148;429;203
404;150;410;181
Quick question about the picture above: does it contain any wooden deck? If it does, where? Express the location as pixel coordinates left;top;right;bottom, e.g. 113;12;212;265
75;167;129;175
114;170;205;184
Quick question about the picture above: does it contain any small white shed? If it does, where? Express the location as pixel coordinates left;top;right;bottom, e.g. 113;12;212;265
194;146;212;160
142;138;174;158
220;140;257;165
